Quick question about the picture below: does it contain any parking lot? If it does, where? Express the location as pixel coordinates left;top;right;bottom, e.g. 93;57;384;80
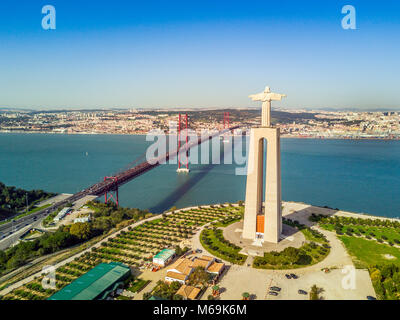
214;264;375;300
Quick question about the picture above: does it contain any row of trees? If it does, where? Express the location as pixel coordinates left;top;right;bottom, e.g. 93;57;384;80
0;226;81;272
311;213;400;300
311;213;400;229
0;201;149;276
370;264;400;300
200;228;246;264
0;182;56;219
147;280;182;300
253;240;329;269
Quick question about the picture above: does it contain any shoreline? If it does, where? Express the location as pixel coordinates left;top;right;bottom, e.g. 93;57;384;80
0;130;399;141
283;201;400;223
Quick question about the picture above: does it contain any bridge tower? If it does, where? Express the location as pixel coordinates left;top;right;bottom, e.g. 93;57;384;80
103;176;119;206
177;113;190;173
223;112;230;129
222;112;230;143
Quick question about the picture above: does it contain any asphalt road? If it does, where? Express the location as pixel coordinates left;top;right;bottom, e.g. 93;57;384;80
0;193;81;250
0;211;47;251
0;191;101;251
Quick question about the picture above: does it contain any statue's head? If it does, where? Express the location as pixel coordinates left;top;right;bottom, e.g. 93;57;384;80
264;86;271;93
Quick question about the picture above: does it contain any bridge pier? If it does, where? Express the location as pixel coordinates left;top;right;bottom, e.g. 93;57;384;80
177;113;190;173
104;176;119;206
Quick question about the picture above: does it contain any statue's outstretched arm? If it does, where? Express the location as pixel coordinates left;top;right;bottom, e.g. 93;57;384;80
248;93;264;101
269;93;287;101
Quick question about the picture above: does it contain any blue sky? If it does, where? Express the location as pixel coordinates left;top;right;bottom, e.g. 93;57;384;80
0;0;399;109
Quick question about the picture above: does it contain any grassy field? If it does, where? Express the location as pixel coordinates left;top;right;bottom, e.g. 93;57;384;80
300;228;327;244
339;236;400;269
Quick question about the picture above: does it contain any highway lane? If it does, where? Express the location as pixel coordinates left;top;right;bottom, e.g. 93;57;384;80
0;186;115;250
0;217;44;251
0;193;84;250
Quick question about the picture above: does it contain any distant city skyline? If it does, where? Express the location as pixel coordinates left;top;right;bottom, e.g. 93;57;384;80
1;106;400;112
1;0;400;110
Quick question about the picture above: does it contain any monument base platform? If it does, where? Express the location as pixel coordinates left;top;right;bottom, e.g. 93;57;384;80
224;220;305;257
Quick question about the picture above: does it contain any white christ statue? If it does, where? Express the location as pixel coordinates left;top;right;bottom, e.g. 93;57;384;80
249;86;286;127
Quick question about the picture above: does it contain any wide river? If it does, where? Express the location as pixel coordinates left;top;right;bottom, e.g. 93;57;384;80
0;133;399;218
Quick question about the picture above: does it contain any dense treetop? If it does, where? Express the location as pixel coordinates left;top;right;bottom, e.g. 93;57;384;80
0;182;56;219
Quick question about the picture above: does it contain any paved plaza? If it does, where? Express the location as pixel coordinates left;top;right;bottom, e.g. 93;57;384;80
224;221;305;257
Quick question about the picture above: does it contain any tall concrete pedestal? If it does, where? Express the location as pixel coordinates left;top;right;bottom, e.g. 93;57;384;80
242;127;282;243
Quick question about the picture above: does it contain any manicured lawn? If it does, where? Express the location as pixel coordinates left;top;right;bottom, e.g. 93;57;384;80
321;224;400;242
128;279;151;293
300;228;328;244
200;228;247;265
253;241;330;270
339;236;400;268
214;216;242;227
252;223;330;270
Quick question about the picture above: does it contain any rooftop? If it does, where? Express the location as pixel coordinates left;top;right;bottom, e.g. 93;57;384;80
153;248;175;261
174;258;194;275
207;261;225;274
48;262;131;300
191;259;210;269
176;285;201;300
166;271;187;281
200;255;214;261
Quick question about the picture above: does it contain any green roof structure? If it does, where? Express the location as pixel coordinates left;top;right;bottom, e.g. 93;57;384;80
153;248;175;261
149;295;164;300
48;262;131;300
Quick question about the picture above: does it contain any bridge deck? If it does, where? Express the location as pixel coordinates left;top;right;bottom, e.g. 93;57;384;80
0;127;239;232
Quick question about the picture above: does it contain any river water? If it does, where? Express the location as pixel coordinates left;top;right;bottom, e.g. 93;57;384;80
0;133;399;218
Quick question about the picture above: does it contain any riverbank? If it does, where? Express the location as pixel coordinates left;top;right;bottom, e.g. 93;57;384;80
282;201;400;223
1;130;399;140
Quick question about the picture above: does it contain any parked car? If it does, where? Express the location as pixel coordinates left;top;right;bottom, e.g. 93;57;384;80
367;296;376;300
268;291;278;296
270;286;281;292
285;274;291;279
290;273;298;279
298;290;307;295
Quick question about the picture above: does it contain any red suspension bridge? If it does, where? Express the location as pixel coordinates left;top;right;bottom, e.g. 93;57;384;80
0;114;240;247
45;114;238;210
